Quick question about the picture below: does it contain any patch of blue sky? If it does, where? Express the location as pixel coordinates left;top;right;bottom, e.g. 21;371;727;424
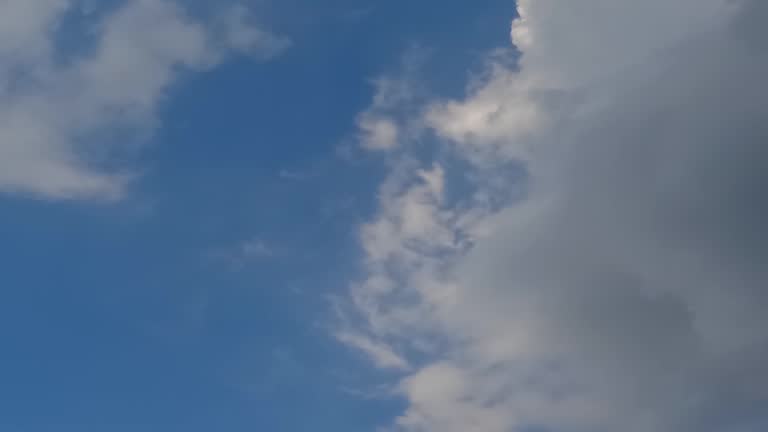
0;1;515;431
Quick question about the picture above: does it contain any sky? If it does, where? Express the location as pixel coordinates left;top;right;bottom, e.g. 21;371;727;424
1;1;767;432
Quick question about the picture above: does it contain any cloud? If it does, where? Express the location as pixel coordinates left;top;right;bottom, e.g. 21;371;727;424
342;1;768;431
214;4;291;59
209;237;276;270
356;49;430;152
356;76;413;152
358;114;400;151
0;0;288;200
336;331;411;371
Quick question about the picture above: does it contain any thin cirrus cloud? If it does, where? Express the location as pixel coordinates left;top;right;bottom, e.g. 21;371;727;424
343;1;768;432
0;0;288;201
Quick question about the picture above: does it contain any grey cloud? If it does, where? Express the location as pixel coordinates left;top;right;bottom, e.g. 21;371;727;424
346;1;768;431
454;1;768;430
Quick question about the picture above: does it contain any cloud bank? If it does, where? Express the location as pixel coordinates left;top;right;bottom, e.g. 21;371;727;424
0;0;288;200
343;1;768;431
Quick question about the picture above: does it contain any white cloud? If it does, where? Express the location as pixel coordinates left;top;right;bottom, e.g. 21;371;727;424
214;4;291;59
239;238;274;259
425;66;543;163
0;0;67;67
355;51;428;152
343;1;768;431
358;114;400;151
336;331;410;371
0;0;288;200
209;237;277;270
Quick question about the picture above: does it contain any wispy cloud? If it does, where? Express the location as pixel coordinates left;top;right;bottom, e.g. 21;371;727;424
209;237;276;270
355;47;430;153
336;331;410;371
0;0;288;200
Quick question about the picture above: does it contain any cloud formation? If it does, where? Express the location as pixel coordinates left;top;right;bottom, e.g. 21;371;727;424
344;1;768;431
0;0;288;200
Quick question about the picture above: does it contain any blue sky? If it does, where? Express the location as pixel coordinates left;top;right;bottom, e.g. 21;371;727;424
0;1;512;431
3;1;768;432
